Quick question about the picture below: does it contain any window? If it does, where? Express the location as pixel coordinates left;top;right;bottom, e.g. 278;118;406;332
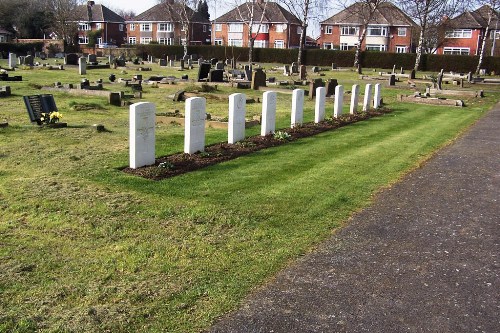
443;47;470;55
445;29;472;38
251;24;269;33
203;25;207;32
228;23;243;32
490;30;500;39
78;36;89;44
366;44;386;51
340;43;356;50
254;40;268;48
398;27;406;36
128;37;137;44
130;23;135;31
96;23;102;29
325;26;333;34
158;23;173;32
297;26;302;35
215;23;222;31
396;45;407;53
79;23;90;31
274;40;284;48
158;37;173;45
324;43;334;49
275;24;285;33
140;37;152;44
214;38;223;45
97;37;103;45
341;26;358;36
140;23;151;31
119;24;124;31
228;39;243;47
367;26;388;36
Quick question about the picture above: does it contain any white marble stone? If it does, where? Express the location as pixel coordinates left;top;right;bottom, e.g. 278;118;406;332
373;83;382;108
8;53;16;69
184;97;206;154
291;89;304;128
261;91;277;136
228;93;246;144
350;84;360;114
79;57;87;75
363;84;372;112
314;87;326;123
334;85;344;118
129;102;156;169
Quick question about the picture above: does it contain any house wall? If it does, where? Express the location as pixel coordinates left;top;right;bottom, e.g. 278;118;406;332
437;29;482;55
212;23;301;48
126;22;209;45
78;22;126;46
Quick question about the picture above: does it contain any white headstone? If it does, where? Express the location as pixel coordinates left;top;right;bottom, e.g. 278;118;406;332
79;57;87;75
291;89;304;128
334;85;344;118
184;97;206;154
228;93;246;144
350;84;360;114
363;84;372;112
8;53;17;69
261;91;277;136
373;83;382;109
314;87;326;123
129;102;156;169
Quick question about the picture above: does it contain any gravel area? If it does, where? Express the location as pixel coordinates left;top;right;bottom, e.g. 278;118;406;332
209;105;500;333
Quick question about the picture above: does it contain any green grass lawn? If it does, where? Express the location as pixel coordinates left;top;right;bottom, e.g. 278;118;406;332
0;58;498;332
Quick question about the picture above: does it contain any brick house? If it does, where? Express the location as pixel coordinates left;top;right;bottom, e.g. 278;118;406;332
74;1;126;47
0;27;13;43
318;2;417;53
437;5;500;56
212;0;302;49
126;2;211;45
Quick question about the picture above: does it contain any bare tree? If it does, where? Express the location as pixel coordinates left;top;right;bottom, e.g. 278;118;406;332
45;0;84;45
474;0;500;73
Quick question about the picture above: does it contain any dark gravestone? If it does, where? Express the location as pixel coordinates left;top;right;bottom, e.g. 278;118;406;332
215;62;224;70
467;72;473;83
180;59;185;70
325;79;338;97
65;53;79;65
116;59;126;67
159;59;167;66
108;92;121;106
173;90;186;102
23;94;57;125
299;65;307;80
244;69;252;81
40;52;47;60
181;74;188;80
197;63;211;81
410;69;416;80
389;74;396;86
190;54;198;61
400;67;404;74
209;69;224;82
88;54;97;64
109;74;116;82
210;58;218;65
436;73;443;90
283;65;290;76
291;62;298;74
312;66;319;73
331;63;337;70
308;79;324;99
251;69;266;90
24;55;34;66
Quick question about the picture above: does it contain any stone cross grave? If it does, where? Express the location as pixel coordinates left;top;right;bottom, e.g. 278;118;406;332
228;93;246;144
79;57;87;75
8;53;17;69
291;89;304;128
129;102;156;169
185;97;206;154
363;84;372;112
334;85;344;118
373;84;382;108
261;91;277;136
350;84;360;114
314;87;326;123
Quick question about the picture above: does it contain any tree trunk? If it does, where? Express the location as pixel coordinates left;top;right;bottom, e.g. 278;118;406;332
183;24;189;57
414;29;425;71
476;26;489;74
297;24;306;65
248;39;254;65
354;28;366;72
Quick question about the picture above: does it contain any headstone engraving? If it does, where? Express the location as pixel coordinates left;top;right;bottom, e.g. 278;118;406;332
261;91;277;136
350;84;360;114
314;87;326;123
291;89;304;128
334;85;344;118
373;83;382;108
129;102;156;169
184;97;206;154
363;84;372;112
228;93;246;144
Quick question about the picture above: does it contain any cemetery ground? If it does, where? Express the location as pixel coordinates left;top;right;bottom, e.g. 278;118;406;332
1;57;500;332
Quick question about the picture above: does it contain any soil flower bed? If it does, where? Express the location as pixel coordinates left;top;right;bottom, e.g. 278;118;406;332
123;108;392;180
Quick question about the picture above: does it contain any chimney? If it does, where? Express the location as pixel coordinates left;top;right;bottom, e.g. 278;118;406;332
256;0;265;4
87;1;94;21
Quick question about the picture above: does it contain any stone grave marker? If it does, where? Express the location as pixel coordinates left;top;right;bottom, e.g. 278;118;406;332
350;84;360;114
332;63;337;70
215;62;224;70
24;55;34;67
373;83;382;108
392;64;396;74
363;84;372;112
169;60;175;67
400;67;404;74
308;78;324;100
129;102;156;169
8;53;17;69
228;93;246;144
211;58;218;65
291;89;304;127
436;72;443;90
389;74;396;86
159;59;167;66
325;79;338;97
23;94;58;125
291;62;298;73
283;65;290;76
410;69;416;80
197;63;211;81
314;87;326;123
185;97;206;154
312;66;319;73
180;59;185;70
251;69;266;90
65;53;79;65
79;57;87;75
334;85;344;118
467;72;473;83
18;56;25;65
209;69;224;82
261;91;277;136
299;65;306;80
88;54;97;64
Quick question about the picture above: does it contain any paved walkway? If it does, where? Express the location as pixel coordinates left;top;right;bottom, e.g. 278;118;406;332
210;105;500;333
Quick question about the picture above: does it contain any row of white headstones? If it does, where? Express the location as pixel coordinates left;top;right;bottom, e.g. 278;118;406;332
130;83;383;169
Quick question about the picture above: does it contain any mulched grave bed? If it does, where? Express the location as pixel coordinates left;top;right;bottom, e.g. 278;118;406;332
123;108;392;180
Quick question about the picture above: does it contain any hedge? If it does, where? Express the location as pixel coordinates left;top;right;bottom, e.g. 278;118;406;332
0;42;44;56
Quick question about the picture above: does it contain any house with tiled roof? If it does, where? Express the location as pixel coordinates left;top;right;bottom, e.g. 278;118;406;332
126;1;211;45
0;27;13;43
74;1;126;47
318;2;417;53
212;0;302;48
437;5;500;56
